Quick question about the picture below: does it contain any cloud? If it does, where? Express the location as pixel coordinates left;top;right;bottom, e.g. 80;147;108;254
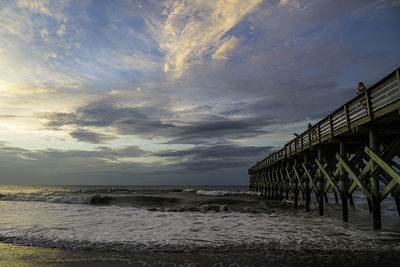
40;28;49;40
42;52;57;60
0;6;36;42
159;0;262;78
70;129;116;144
168;115;271;144
0;142;149;163
0;2;94;101
0;142;269;184
17;0;68;22
278;0;300;9
212;36;239;61
114;51;161;73
57;24;66;37
0;82;57;96
17;0;52;15
156;144;273;160
115;114;270;144
45;99;271;144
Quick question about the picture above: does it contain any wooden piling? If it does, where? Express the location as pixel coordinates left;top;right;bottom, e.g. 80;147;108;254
369;129;381;229
349;195;354;208
294;159;299;208
304;155;311;212
395;193;400;216
340;141;348;222
318;149;324;216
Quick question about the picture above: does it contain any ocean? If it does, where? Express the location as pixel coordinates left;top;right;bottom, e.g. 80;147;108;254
0;185;399;266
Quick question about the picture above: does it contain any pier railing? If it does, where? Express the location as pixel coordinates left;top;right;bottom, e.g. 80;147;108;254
250;67;400;172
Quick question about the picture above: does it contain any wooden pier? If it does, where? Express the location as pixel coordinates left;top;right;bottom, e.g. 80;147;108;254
249;67;400;229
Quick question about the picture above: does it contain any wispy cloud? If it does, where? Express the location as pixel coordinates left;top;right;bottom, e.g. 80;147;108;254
212;36;240;61
278;0;300;9
56;24;66;37
40;28;49;40
0;82;57;96
98;50;161;73
42;52;57;60
17;0;68;22
158;0;262;78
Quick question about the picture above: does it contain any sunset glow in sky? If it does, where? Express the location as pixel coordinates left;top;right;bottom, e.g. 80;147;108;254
0;0;399;184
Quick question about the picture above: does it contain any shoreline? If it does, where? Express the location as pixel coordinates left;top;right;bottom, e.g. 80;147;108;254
1;242;400;266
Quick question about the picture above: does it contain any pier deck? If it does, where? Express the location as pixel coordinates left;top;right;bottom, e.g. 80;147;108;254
249;67;400;228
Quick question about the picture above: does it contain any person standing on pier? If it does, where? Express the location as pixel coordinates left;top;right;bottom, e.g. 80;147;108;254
358;82;367;94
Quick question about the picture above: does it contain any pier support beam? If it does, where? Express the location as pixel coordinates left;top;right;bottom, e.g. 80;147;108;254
279;166;284;200
283;166;289;200
334;191;339;204
303;155;314;212
305;186;310;212
318;149;324;216
273;166;277;200
263;170;267;198
294;159;299;208
349;195;355;208
267;170;271;199
369;130;381;229
395;192;400;216
340;142;349;222
304;156;311;212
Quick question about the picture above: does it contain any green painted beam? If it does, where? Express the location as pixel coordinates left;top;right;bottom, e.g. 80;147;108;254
336;153;373;200
381;179;398;200
364;146;400;186
315;159;342;198
323;182;330;194
279;168;287;189
285;168;296;193
302;163;319;193
279;169;286;192
321;158;342;194
293;166;306;194
348;160;371;195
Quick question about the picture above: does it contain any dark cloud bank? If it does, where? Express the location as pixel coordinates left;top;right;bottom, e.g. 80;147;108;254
45;100;272;144
0;142;272;185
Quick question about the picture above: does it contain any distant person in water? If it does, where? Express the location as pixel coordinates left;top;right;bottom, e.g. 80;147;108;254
358;82;367;94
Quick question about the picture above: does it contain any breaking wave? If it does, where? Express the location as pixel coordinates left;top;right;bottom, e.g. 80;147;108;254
147;204;269;213
0;193;181;207
193;189;260;196
0;193;91;204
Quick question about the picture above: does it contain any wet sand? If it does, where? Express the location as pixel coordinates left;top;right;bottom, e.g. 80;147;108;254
1;243;400;266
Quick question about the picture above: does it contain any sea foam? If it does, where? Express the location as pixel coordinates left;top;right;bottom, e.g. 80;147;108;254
195;189;261;196
0;200;399;253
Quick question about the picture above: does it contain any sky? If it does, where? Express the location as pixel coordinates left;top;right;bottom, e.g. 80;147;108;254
0;0;399;185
